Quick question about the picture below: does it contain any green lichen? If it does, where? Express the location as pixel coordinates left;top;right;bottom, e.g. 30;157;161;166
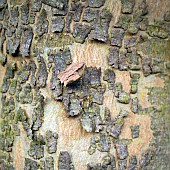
5;62;16;79
15;107;27;123
138;38;170;61
117;92;131;104
9;79;17;95
146;75;170;169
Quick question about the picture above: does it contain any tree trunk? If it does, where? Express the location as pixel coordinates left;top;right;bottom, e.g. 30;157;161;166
0;0;170;169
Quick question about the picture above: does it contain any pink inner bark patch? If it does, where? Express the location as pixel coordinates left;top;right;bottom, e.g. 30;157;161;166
58;62;85;86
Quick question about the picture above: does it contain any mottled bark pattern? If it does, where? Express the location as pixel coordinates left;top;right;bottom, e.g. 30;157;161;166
0;0;170;170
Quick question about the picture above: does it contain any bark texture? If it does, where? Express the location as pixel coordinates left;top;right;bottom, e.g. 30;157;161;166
0;0;170;169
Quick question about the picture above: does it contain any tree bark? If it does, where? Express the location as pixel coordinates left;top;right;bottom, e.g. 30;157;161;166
0;0;170;169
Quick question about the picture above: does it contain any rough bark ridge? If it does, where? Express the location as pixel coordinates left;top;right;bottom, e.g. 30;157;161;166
0;0;170;169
